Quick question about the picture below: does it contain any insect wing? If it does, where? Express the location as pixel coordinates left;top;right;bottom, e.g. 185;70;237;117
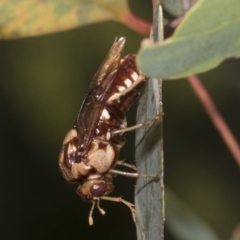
89;37;126;89
75;38;126;151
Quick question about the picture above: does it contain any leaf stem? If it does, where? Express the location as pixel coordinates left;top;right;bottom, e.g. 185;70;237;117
188;75;240;168
121;11;151;36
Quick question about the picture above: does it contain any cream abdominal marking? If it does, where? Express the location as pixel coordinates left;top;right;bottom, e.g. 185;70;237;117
118;86;126;92
101;109;110;120
131;72;138;81
124;79;132;87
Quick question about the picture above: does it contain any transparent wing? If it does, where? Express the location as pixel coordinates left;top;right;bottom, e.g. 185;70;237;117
75;37;125;151
89;37;125;89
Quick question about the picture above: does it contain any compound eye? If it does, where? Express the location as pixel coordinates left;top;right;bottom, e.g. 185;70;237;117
90;182;107;197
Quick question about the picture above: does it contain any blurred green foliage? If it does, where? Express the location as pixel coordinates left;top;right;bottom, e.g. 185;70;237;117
0;0;129;38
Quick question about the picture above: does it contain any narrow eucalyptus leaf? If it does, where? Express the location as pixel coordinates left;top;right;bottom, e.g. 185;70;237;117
166;190;220;240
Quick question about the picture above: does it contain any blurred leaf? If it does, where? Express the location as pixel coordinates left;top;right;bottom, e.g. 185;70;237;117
137;0;240;79
230;223;240;240
0;0;129;39
162;0;198;16
166;189;220;240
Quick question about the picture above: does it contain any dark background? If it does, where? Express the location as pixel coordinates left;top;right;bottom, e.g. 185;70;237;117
0;1;240;240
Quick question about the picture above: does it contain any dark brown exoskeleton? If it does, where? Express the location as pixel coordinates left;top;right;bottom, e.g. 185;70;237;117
59;37;161;225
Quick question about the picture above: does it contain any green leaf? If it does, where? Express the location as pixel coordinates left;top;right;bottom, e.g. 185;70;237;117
137;0;240;79
162;0;198;17
0;0;129;39
166;190;220;240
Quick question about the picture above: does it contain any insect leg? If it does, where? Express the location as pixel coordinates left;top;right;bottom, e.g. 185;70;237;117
116;160;137;171
109;169;159;181
112;112;163;135
100;196;136;223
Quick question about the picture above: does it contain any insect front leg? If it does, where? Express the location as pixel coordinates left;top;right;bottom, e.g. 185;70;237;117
89;195;136;225
109;168;159;181
99;196;136;223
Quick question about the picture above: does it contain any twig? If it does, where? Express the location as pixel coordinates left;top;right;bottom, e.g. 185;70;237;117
121;12;151;37
188;75;240;168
